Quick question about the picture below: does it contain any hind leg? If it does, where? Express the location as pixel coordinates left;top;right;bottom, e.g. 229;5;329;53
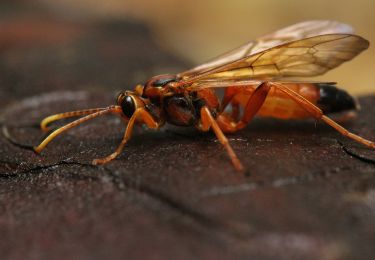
270;82;374;148
217;82;270;133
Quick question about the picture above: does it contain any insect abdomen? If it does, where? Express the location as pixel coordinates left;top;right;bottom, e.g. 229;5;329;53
316;84;358;114
231;83;358;119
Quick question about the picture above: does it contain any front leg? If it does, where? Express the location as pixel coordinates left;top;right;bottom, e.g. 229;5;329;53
92;108;161;165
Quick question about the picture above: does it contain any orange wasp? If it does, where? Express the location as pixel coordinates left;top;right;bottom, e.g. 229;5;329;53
34;20;374;171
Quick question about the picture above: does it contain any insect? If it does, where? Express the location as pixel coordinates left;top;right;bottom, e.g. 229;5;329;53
33;20;374;171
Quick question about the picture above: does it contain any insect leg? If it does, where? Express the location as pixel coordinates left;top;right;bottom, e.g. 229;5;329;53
92;108;160;165
271;82;375;148
220;82;264;114
230;102;241;121
237;82;270;128
217;82;270;133
40;108;107;132
34;106;122;153
200;106;244;171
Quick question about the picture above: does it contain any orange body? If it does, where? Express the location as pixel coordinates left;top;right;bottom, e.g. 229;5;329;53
227;83;320;119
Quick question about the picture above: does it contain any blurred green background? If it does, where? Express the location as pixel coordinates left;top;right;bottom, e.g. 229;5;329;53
33;0;375;94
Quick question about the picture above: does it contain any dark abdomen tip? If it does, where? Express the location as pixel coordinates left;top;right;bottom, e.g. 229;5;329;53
317;84;358;114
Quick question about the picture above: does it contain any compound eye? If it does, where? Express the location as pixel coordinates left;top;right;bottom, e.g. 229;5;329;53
121;95;136;118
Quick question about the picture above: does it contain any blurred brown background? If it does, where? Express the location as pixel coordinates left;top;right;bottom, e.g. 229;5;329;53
9;0;375;94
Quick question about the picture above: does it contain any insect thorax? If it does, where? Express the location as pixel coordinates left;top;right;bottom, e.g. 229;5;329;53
162;89;220;127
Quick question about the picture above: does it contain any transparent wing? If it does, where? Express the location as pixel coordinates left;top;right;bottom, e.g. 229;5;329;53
181;34;368;84
188;79;264;89
178;20;354;79
187;78;336;90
